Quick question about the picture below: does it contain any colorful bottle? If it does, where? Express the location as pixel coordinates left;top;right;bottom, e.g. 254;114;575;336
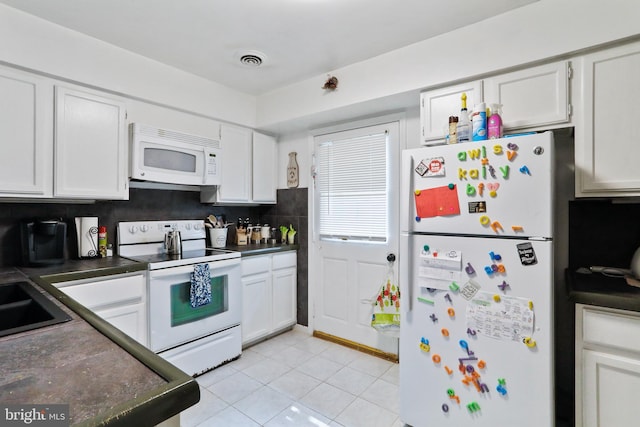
98;226;107;258
488;104;503;139
472;102;487;141
457;93;471;143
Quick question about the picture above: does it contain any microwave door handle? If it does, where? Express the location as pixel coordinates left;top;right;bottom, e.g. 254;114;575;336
202;151;209;185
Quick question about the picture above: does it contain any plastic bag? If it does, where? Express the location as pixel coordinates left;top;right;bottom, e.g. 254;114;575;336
370;255;400;337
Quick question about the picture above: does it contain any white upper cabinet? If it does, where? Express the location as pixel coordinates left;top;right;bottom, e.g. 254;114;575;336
483;61;570;130
54;86;128;200
420;81;483;143
214;124;253;202
252;132;277;203
0;66;53;197
420;61;571;145
574;41;640;197
201;125;277;204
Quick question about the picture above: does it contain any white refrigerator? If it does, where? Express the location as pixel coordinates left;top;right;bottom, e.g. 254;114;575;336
399;132;555;426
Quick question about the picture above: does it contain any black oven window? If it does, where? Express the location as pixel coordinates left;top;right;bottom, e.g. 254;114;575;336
144;147;197;173
170;275;228;327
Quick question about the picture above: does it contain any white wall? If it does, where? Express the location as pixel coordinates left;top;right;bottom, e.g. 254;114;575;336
276;107;420;189
257;0;640;132
0;4;256;128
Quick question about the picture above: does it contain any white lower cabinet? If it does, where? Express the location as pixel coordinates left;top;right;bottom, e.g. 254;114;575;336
241;251;297;346
576;304;640;427
54;272;147;346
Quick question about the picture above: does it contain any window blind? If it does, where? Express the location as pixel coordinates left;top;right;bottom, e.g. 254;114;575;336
316;131;388;242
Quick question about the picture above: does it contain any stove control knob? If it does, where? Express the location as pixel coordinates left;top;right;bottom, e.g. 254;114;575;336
129;225;139;234
140;224;149;232
192;223;201;231
184;223;192;230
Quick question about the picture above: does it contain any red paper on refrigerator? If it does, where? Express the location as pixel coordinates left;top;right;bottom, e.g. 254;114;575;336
414;184;461;218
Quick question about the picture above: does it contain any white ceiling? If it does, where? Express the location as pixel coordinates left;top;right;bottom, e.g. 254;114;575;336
1;0;536;96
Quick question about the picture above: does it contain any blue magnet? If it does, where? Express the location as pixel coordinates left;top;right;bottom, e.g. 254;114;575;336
519;165;531;175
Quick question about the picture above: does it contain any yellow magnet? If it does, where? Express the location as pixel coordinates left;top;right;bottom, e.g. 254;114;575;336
479;215;490;226
414;189;421;196
493;294;501;302
523;337;537;348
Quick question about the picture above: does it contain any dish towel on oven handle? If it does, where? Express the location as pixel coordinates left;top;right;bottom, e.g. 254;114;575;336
190;263;212;308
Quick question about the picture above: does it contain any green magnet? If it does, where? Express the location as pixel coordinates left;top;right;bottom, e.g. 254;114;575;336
417;297;434;305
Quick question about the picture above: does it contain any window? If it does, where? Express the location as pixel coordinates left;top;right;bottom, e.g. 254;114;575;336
315;128;388;242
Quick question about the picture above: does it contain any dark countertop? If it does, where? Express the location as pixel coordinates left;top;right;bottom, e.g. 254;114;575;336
567;268;640;312
20;255;147;283
224;243;299;257
0;258;200;427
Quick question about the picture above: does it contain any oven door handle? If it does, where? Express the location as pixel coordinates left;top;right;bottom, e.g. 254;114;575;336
149;258;240;278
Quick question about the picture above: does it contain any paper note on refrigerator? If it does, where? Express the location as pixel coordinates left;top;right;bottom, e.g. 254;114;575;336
414;185;461;218
466;292;534;342
417;249;462;290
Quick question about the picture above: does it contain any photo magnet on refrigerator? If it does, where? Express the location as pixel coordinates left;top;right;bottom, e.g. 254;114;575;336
415;157;445;177
517;242;538;266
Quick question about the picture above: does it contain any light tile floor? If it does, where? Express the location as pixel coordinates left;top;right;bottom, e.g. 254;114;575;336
181;329;402;427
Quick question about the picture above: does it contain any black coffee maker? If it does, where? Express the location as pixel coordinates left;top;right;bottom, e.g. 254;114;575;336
20;220;66;266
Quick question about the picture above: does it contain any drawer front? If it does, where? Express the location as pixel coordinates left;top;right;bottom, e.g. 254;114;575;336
242;255;271;276
59;274;145;309
272;251;297;270
583;307;640;353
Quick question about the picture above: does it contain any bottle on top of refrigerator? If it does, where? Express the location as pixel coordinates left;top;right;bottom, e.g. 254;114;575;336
472;102;487;141
448;116;458;144
488;103;503;139
457;93;471;143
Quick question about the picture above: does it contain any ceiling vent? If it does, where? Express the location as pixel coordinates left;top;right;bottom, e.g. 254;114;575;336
238;51;267;68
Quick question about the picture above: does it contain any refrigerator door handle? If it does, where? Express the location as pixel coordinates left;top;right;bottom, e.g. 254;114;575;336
399;234;411;313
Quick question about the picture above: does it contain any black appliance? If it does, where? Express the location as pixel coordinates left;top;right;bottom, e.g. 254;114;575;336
20;220;66;266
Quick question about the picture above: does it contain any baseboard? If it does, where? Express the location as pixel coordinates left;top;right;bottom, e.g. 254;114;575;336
312;330;399;363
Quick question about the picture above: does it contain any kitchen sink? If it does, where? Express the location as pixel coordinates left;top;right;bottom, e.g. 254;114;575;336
0;281;71;337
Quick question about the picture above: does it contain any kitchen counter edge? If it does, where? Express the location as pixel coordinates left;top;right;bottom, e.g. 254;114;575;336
225;243;299;257
21;258;200;427
567;269;640;313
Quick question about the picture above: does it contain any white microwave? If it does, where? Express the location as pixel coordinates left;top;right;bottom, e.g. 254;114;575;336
130;123;222;186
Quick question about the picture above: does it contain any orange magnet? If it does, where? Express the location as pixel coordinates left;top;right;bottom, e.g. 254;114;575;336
445;366;453;375
447;307;455;317
477;360;486;369
432;354;441;363
441;328;450;337
490;221;503;232
511;225;523;232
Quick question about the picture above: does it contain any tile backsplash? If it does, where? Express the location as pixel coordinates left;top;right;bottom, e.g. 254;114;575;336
0;187;309;326
569;199;640;270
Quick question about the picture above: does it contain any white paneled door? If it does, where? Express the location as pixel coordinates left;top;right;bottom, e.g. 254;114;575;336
311;120;400;355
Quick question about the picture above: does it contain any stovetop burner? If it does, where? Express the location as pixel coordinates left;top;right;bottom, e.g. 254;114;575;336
117;220;240;269
124;248;239;267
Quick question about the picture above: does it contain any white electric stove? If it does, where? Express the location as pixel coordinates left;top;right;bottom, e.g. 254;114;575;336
118;220;242;376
